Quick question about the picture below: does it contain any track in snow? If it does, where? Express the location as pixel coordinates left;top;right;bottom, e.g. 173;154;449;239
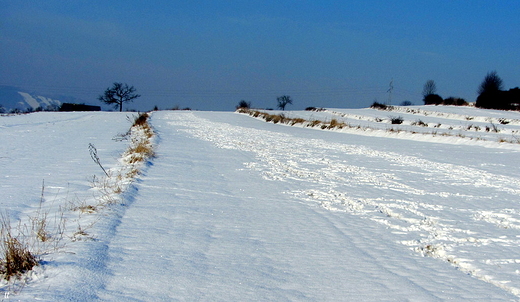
173;112;520;296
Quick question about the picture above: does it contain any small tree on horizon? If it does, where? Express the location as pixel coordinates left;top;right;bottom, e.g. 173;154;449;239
98;82;141;112
422;80;441;105
477;71;504;95
422;80;437;98
476;71;508;109
236;100;251;109
276;95;293;111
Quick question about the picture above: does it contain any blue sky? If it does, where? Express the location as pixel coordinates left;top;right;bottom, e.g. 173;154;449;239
1;1;519;111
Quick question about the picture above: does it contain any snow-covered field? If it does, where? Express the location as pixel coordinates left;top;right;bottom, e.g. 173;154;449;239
1;106;520;300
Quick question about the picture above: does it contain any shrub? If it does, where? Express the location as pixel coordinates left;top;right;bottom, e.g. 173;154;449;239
476;88;520;110
305;107;325;112
390;116;404;124
443;97;468;106
423;94;443;105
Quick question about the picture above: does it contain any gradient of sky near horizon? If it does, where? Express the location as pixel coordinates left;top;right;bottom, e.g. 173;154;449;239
1;1;519;111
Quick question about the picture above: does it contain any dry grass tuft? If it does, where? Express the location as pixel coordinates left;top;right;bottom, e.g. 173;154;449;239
290;118;306;125
327;119;346;129
131;112;150;127
307;120;322;127
127;141;155;163
0;216;38;280
411;119;428;127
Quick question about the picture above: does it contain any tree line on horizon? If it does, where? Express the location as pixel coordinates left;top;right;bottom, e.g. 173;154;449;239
422;71;520;110
3;72;519;114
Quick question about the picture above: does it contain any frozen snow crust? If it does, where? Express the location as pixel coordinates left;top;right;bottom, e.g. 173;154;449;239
1;106;520;300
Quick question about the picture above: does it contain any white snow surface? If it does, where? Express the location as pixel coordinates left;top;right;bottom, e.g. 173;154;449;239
1;106;520;301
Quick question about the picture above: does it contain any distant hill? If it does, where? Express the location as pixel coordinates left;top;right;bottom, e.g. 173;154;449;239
0;85;66;113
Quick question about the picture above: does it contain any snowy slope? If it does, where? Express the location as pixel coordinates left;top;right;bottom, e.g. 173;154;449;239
246;106;520;146
1;107;520;300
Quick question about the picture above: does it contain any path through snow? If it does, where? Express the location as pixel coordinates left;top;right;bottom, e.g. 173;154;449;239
99;111;518;300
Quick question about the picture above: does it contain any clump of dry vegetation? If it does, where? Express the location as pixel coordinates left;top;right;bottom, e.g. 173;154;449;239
390;116;404;125
237;108;348;130
0;181;67;282
411;120;428;127
123;112;155;164
370;102;394;111
0;215;38;281
305;107;325;112
88;112;155;206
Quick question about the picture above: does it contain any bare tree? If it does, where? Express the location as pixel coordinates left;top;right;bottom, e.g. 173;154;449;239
276;95;293;111
422;80;437;97
98;82;141;112
477;71;504;95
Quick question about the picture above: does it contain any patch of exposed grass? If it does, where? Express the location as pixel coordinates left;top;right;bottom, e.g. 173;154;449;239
290;118;306;125
328;119;346;129
307;120;322;127
239;109;349;130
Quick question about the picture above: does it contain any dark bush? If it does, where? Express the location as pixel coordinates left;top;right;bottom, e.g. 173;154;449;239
305;107;325;112
423;94;443;105
390;116;404;124
371;102;393;110
443;97;468;106
476;88;520;110
236;100;251;109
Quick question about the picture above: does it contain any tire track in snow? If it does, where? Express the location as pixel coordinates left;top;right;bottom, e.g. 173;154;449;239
166;112;520;297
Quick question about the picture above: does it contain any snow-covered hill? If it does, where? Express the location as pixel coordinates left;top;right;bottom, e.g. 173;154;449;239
1;106;520;300
0;86;62;112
